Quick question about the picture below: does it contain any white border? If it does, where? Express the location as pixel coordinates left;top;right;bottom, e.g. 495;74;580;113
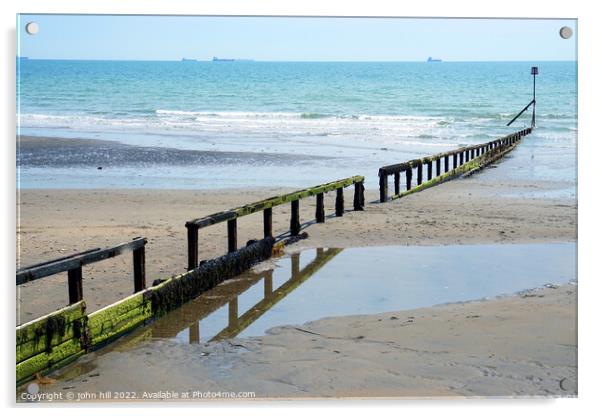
2;1;600;414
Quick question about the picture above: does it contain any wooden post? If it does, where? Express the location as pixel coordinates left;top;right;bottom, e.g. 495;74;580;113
335;188;344;217
405;168;412;190
353;181;364;211
453;153;458;169
133;245;146;292
291;200;301;236
417;164;423;185
444;155;449;172
186;223;199;271
264;270;273;298
263;208;273;238
427;161;433;180
227;218;237;253
459;152;464;165
436;158;441;176
394;172;400;195
379;172;388;203
189;322;200;344
67;266;83;304
316;193;325;222
471;148;475;159
292;253;300;277
228;298;238;327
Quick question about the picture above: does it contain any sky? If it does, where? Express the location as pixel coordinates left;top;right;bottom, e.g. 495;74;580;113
17;15;577;61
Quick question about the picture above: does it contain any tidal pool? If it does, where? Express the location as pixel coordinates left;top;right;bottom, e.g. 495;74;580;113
143;243;576;344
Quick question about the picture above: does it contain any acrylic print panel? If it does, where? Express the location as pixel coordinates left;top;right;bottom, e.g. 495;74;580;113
16;15;577;401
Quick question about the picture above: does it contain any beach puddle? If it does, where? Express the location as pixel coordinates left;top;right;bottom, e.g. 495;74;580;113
142;243;575;344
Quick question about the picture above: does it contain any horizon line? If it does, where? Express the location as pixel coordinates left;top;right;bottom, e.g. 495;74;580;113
16;57;577;63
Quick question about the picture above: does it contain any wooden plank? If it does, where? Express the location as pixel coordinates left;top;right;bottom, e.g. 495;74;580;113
16;322;82;364
17;238;147;285
87;292;146;324
16;338;83;383
16;301;86;346
187;176;364;229
89;305;153;347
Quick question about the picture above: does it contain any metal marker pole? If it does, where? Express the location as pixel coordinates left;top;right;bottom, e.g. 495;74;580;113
531;66;538;128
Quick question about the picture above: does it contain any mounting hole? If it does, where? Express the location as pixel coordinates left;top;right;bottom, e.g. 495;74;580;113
25;22;39;35
559;26;573;39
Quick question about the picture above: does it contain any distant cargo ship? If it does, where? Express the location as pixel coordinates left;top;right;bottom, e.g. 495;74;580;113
212;56;235;62
427;57;442;62
181;58;197;62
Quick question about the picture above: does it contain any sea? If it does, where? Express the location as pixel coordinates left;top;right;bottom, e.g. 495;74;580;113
16;60;577;192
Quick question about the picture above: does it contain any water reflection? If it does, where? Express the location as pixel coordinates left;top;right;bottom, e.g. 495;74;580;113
147;248;343;343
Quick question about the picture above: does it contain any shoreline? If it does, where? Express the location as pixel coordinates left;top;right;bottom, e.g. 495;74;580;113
23;282;577;400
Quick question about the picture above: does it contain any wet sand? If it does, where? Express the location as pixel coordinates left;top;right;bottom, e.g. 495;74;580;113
17;175;576;321
24;283;576;400
17;135;322;167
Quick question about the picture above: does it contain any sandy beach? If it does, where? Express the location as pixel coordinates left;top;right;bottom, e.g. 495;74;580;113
21;283;576;399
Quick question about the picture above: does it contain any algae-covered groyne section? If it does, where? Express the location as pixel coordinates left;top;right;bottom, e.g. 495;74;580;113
15;125;532;384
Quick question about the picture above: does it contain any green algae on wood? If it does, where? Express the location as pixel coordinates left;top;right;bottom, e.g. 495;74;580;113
391;140;520;201
89;305;153;347
187;176;364;229
151;237;275;316
16;337;83;383
16;301;86;364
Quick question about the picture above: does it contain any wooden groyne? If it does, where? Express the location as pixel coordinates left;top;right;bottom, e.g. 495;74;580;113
17;237;148;304
127;248;342;344
16;176;365;384
378;127;532;202
185;175;365;270
16;237;276;384
16;238;147;383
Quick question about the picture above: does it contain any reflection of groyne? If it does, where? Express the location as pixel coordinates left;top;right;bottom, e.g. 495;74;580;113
213;248;342;341
140;248;342;342
378;127;532;202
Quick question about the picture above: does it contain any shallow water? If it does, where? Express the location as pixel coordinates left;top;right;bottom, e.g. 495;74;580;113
141;243;575;344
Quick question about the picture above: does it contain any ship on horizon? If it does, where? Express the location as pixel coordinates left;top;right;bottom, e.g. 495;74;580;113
212;56;235;62
427;56;442;62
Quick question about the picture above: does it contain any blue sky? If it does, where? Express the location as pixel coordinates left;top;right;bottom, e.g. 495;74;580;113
17;15;576;61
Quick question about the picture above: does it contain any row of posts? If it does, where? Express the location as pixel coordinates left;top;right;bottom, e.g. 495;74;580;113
379;130;528;202
187;180;364;271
